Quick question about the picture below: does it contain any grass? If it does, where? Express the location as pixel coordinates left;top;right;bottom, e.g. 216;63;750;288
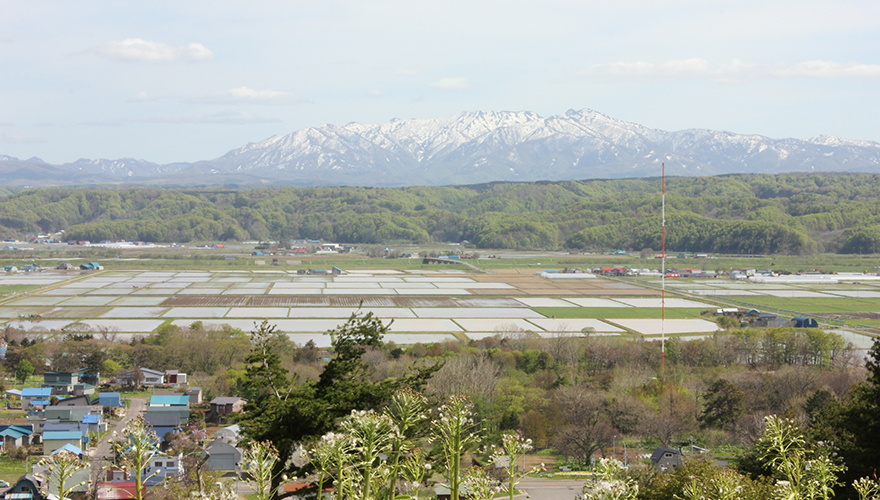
0;457;27;484
533;307;709;319
718;296;880;314
0;285;41;297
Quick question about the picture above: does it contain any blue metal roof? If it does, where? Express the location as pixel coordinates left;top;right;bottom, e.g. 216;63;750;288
0;428;27;439
82;414;100;424
51;443;83;455
21;387;52;397
43;431;83;441
150;395;189;406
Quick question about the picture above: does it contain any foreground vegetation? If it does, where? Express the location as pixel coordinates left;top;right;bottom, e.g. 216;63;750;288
6;173;880;254
3;309;877;498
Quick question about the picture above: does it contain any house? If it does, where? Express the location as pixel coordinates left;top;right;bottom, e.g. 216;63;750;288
143;412;181;444
56;262;76;270
41;406;103;435
164;370;187;385
21;387;53;408
43;430;85;455
205;439;242;472
43;423;87;443
78;367;101;386
185;387;202;405
1;475;45;500
55;394;93;406
145;405;190;423
0;425;35;448
650;447;683;472
41;371;80;395
115;368;164;386
207;397;246;423
79;262;103;270
146;452;184;485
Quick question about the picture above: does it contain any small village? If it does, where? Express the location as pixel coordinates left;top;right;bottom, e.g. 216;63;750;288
0;367;248;500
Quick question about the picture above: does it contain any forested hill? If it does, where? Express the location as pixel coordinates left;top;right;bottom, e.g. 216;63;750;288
3;173;880;254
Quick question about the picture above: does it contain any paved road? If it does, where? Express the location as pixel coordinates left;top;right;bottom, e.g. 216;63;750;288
518;478;585;500
92;397;146;461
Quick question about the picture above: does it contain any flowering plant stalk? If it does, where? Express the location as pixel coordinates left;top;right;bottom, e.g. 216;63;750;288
399;448;432;500
384;389;428;499
109;416;161;500
492;431;542;500
340;409;400;500
242;441;280;500
35;450;90;500
432;395;479;500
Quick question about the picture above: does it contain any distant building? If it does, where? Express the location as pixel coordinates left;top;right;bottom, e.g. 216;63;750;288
650;447;683;472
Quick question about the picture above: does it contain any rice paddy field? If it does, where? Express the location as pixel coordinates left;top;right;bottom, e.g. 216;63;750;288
0;262;878;349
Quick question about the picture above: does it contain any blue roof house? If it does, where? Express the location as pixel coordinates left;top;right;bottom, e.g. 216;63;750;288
43;430;85;455
21;387;53;407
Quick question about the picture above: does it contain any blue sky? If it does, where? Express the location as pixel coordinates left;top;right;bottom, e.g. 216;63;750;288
1;0;878;164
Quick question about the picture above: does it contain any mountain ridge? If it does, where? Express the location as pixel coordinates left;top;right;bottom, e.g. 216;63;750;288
3;109;879;187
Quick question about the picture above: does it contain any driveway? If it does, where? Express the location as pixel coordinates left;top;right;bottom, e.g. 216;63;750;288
517;477;585;500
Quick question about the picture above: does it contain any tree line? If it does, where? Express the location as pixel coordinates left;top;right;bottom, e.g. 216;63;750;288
5;173;880;252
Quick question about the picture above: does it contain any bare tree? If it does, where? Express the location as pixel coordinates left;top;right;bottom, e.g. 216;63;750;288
553;386;617;465
427;352;502;403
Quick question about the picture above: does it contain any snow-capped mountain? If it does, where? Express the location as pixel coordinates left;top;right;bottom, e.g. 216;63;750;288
3;109;880;187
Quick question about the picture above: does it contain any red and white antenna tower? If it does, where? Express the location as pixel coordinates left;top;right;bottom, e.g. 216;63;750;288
661;162;666;370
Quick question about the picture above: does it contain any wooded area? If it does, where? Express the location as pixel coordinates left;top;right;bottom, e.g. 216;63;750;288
4;173;880;254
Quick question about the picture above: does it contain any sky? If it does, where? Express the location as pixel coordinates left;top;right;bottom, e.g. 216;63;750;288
1;0;879;165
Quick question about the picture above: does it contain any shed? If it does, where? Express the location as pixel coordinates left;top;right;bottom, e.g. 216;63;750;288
213;424;240;444
791;316;819;328
184;387;202;405
5;389;22;400
98;392;123;407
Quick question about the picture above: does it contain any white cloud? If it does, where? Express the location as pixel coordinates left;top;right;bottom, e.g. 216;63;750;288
0;133;45;144
365;89;385;97
397;67;425;76
579;59;880;81
0;35;11;43
129;111;281;124
127;92;158;103
184;87;303;105
97;38;214;63
428;77;470;90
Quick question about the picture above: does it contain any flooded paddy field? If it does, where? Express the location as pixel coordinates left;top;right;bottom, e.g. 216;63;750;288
1;268;877;346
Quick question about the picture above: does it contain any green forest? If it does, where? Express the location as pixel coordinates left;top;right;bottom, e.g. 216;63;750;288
4;173;880;254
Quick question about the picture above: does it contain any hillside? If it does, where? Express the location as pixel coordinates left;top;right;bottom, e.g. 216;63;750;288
3;173;880;254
